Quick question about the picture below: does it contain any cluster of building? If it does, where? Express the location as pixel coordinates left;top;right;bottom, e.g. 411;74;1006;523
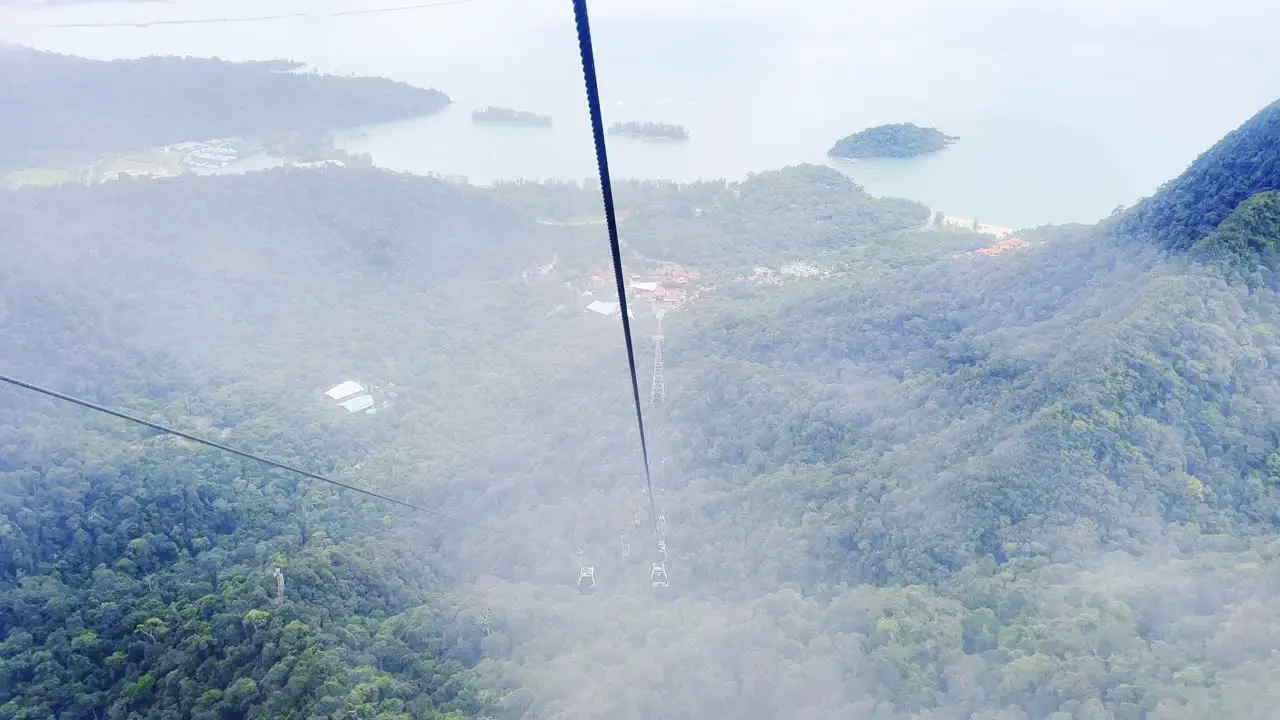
572;260;841;319
169;138;246;171
578;264;714;317
975;237;1030;256
735;262;834;285
935;212;1031;257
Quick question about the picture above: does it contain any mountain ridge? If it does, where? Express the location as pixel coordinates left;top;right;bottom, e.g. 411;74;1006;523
1118;99;1280;253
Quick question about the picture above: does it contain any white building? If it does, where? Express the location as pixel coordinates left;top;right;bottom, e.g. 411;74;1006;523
339;395;375;413
586;300;620;316
323;380;376;414
324;381;363;401
585;300;635;318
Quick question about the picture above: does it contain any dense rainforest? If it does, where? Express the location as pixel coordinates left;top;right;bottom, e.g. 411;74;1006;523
1117;100;1280;252
6;49;1280;719
0;47;451;172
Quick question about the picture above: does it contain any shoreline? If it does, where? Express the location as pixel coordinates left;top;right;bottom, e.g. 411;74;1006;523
937;213;1016;238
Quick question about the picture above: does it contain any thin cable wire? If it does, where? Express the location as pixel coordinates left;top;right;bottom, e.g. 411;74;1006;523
44;13;305;28
330;0;473;17
0;373;502;535
42;0;474;28
571;0;658;535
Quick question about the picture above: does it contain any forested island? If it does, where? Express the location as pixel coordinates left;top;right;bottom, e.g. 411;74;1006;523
828;122;957;159
0;48;451;172
471;106;553;128
9;46;1280;719
608;121;690;141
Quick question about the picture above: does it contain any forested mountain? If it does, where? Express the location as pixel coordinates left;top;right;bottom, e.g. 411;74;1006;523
0;48;451;172
1118;99;1280;253
493;164;929;268
0;169;547;719
7;95;1280;718
1192;191;1280;271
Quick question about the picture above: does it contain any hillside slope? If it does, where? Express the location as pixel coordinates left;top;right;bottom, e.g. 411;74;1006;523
10;97;1280;718
0;167;544;383
0;168;549;719
1118;99;1280;252
0;163;942;719
1192;190;1280;270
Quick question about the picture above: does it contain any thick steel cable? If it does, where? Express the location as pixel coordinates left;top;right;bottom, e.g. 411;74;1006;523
571;0;659;534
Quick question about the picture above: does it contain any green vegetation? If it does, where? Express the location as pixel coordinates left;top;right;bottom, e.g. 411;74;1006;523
495;164;929;268
0;435;492;719
0;47;451;173
1192;191;1280;271
608;121;690;141
7;55;1280;717
828;122;957;159
471;107;553;128
1118;99;1280;251
0;169;548;719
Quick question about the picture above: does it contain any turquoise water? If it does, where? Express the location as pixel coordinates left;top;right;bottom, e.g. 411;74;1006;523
4;0;1279;228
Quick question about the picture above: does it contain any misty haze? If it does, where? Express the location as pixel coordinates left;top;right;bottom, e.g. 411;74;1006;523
3;0;1280;719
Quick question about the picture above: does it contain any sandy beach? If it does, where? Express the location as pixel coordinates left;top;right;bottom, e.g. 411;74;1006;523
939;214;1017;238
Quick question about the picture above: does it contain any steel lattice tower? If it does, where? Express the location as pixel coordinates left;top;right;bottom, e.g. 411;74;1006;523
650;310;665;406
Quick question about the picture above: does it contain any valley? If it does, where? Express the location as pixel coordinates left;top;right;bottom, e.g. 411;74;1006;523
2;44;1280;720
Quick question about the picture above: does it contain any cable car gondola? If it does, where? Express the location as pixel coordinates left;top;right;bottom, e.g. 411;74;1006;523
578;566;597;595
650;562;668;589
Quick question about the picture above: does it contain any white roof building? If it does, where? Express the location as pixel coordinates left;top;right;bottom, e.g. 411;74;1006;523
586;300;620;316
339;394;375;413
323;380;377;414
584;301;636;318
324;381;363;401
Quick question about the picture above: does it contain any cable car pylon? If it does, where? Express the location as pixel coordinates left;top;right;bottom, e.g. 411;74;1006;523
650;308;665;407
575;548;596;595
648;309;672;592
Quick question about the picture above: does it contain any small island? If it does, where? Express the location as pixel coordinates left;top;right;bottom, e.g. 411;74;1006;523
608;121;690;141
471;106;552;128
828;123;957;160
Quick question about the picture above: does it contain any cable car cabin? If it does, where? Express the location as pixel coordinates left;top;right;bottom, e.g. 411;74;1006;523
650;562;669;589
577;566;597;595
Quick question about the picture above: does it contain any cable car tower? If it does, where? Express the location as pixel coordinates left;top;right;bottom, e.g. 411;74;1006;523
650;308;665;407
647;307;672;591
576;548;596;595
578;565;597;595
